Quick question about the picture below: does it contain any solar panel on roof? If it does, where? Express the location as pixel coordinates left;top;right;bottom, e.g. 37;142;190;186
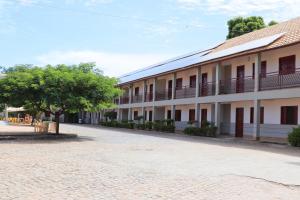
119;32;285;84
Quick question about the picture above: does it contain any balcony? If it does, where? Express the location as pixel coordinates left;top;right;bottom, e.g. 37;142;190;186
175;85;196;99
132;95;143;103
199;82;216;97
260;68;300;91
144;92;154;102
156;89;172;101
120;96;129;104
219;76;254;94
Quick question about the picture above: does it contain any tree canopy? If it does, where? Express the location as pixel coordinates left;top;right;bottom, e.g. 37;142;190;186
0;63;121;133
227;16;278;39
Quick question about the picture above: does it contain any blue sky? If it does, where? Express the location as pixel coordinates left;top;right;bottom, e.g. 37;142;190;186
1;0;300;77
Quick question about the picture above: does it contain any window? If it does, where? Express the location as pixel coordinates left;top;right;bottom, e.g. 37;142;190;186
176;78;183;89
250;107;264;124
134;87;139;96
252;61;267;79
189;75;197;88
279;55;295;75
134;111;138;120
281;106;298;125
189;109;195;122
175;110;181;121
167;110;172;119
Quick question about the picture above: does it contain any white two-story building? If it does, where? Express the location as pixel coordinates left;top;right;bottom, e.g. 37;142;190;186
112;17;300;141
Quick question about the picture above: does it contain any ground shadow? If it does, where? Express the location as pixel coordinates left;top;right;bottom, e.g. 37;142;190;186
73;124;300;158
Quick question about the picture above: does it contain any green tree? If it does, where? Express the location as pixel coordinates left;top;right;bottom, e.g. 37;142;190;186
268;20;278;26
0;63;121;134
227;16;278;39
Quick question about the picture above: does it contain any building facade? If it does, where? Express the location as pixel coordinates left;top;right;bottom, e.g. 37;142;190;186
115;17;300;141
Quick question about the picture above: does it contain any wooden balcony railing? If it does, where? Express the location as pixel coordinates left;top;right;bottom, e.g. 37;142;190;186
132;95;143;103
120;96;129;104
199;82;216;97
175;85;196;99
156;89;172;101
260;68;300;91
219;76;254;94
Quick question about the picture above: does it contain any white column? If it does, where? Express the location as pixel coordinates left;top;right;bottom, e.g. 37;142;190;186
142;80;146;102
129;85;133;104
153;78;157;102
172;73;177;99
254;53;261;92
117;109;121;122
196;67;201;97
152;106;156;121
253;99;261;140
128;108;132;121
171;105;176;121
142;107;145;122
195;103;200;127
214;102;221;135
215;63;221;95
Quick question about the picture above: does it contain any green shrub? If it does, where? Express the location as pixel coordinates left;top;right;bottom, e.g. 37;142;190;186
288;126;300;147
145;121;153;130
184;121;217;138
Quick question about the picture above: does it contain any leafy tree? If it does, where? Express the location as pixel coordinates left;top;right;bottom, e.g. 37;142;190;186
268;20;278;26
227;16;278;39
0;63;121;134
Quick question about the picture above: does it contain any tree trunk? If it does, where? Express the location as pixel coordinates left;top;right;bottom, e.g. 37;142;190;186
55;112;60;134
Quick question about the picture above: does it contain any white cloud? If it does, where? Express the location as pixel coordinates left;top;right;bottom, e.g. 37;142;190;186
176;0;300;20
36;50;173;77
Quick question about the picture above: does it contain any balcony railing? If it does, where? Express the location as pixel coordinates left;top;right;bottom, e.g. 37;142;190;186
132;95;143;103
120;96;129;104
156;89;172;101
199;82;216;97
219;76;254;94
144;92;153;102
175;86;196;99
260;68;300;91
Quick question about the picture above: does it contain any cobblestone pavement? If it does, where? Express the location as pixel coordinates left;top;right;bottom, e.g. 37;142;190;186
0;124;300;200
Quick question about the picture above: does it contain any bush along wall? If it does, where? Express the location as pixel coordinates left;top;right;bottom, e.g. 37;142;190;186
100;119;175;133
288;126;300;147
184;121;217;138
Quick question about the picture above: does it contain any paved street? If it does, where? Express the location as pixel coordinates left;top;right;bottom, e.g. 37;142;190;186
0;124;300;200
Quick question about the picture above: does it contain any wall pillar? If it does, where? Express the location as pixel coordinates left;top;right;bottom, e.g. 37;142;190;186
214;102;221;135
196;67;201;97
129;85;133;104
142;107;145;122
128;108;132;121
171;105;176;121
254;53;262;92
152;106;156;121
253;99;261;140
172;73;177;100
153;78;157;102
215;63;221;95
143;80;147;102
195;103;200;127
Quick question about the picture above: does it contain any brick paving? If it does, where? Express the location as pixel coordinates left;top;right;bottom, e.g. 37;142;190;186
0;124;300;200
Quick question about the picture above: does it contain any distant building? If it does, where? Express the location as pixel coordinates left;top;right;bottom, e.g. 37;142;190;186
113;17;300;141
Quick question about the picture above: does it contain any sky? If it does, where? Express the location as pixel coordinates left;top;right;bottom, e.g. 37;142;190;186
1;0;300;77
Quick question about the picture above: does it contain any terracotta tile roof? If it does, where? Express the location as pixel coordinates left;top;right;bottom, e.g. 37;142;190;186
211;17;300;54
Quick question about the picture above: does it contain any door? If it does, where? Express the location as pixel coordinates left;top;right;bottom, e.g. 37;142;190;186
176;78;183;89
235;108;244;137
190;75;196;88
149;111;153;122
236;66;245;93
189;109;195;122
167;110;172;119
201;109;207;127
149;84;153;101
168;80;173;99
279;55;295;75
201;73;208;96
